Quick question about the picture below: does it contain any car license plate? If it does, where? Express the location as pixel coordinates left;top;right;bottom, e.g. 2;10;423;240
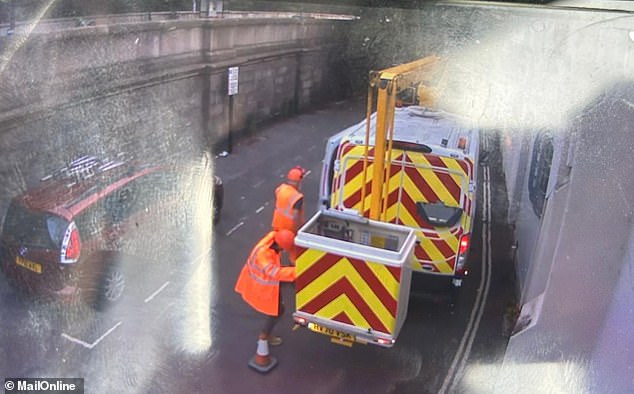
15;256;42;274
307;322;355;341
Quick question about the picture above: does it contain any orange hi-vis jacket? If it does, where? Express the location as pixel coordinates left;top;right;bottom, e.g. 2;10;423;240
272;183;304;233
235;231;296;316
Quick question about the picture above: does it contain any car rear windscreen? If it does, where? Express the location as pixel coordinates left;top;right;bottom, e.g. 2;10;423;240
2;201;67;249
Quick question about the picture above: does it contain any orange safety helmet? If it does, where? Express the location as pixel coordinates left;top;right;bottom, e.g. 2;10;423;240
274;229;296;252
287;166;306;183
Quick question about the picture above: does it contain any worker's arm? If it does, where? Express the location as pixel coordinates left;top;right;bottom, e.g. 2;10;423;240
276;266;296;282
292;196;305;232
266;264;296;282
262;250;297;282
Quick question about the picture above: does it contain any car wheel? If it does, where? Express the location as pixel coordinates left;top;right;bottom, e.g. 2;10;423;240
95;261;125;310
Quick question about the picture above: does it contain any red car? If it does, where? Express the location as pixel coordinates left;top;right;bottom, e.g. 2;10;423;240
0;154;221;309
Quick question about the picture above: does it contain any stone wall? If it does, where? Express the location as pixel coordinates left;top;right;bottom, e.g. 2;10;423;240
0;17;349;198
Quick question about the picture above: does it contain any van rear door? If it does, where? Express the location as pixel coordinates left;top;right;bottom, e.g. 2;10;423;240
395;151;474;274
330;144;475;275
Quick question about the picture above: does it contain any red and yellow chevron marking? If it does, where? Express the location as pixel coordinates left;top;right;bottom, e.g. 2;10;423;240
295;247;402;335
331;143;475;274
412;230;463;273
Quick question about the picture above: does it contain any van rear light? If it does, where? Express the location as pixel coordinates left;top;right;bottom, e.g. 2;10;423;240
377;338;394;346
61;222;81;264
455;234;470;273
459;235;469;255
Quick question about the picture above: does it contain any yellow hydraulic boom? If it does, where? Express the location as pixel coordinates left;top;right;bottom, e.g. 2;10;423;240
360;56;443;220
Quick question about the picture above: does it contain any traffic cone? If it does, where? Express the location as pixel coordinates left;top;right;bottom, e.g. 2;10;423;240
248;335;278;373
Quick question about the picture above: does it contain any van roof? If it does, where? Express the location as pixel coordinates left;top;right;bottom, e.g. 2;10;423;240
342;106;477;159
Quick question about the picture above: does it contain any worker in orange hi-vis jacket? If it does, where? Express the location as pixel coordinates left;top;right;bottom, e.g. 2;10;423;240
235;229;296;352
271;166;306;263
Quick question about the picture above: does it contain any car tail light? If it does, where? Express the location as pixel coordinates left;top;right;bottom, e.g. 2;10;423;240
61;222;81;264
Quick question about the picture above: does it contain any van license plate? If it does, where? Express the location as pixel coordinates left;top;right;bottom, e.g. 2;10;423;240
307;322;355;341
16;256;42;274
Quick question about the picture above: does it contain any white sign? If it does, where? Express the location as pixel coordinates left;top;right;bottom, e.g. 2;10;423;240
228;66;239;96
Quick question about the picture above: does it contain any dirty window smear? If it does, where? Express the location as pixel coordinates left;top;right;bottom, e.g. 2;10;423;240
0;1;633;394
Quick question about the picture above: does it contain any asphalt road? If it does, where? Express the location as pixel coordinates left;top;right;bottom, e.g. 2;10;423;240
0;97;517;394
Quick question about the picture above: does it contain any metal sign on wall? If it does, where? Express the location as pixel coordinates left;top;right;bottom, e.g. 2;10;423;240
228;66;239;96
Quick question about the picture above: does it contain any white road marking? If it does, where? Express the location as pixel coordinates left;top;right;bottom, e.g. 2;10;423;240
252;179;265;189
59;249;213;351
144;281;171;303
450;166;493;392
304;169;312;177
226;221;244;236
61;321;122;350
256;206;265;214
616;182;632;212
440;165;492;393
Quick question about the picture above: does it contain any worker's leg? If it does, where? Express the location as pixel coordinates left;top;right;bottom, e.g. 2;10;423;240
260;295;285;346
261;303;285;338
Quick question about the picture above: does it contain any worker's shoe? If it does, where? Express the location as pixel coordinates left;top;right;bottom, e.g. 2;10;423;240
267;336;283;346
